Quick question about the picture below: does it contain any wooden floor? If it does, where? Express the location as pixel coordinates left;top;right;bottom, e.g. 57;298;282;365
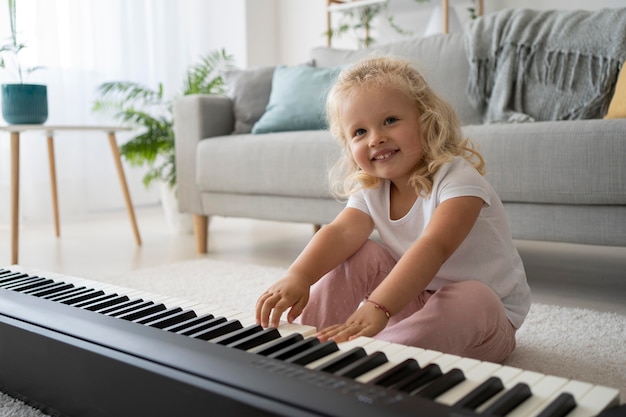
1;205;624;315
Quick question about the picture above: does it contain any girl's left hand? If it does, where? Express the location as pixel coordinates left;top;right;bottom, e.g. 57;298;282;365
316;301;389;343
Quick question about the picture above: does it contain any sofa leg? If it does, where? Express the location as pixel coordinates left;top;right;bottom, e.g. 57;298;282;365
193;214;209;253
313;224;321;233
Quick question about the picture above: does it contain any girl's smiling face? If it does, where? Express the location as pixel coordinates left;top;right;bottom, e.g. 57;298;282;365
341;85;424;188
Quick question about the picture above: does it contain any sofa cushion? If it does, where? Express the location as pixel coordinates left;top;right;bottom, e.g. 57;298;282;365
251;66;341;134
196;131;342;198
310;33;483;126
462;119;626;206
223;66;275;134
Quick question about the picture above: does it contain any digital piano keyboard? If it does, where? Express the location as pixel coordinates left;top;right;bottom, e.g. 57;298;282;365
0;266;623;417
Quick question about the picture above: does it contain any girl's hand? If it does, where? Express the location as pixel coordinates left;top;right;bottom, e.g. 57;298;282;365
255;276;310;329
316;301;389;343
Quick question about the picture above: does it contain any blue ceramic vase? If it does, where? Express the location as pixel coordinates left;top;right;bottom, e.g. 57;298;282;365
1;84;48;124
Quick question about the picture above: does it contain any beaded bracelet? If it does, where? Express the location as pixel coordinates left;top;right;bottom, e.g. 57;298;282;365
364;296;391;319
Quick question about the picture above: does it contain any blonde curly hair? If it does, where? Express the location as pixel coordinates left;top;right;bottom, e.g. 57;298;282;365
327;56;485;199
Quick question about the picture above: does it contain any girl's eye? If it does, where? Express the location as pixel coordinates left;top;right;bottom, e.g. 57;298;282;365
385;117;398;125
354;128;366;137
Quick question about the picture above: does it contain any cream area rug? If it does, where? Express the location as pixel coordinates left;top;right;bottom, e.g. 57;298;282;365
1;259;624;416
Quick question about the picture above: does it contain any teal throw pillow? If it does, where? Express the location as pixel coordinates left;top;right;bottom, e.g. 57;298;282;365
251;65;340;134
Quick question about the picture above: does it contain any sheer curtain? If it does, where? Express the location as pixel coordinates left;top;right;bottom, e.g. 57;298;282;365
0;0;242;224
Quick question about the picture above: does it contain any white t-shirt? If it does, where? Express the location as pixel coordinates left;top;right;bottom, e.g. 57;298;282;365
347;157;531;328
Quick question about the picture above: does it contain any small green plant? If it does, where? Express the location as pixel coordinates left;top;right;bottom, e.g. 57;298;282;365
92;49;235;189
0;0;44;83
327;0;430;48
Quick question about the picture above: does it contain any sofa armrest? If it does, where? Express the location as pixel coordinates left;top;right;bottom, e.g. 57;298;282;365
174;94;235;213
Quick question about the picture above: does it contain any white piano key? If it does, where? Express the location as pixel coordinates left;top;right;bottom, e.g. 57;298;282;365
277;322;317;338
429;353;475;373
436;360;503;405
356;346;480;385
303;336;382;370
450;364;524;410
241;322;317;354
506;375;570;417
358;339;392;354
353;345;425;383
522;380;596;417
476;370;544;414
562;384;621;417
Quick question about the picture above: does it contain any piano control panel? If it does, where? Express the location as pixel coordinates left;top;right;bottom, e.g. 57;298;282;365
0;266;623;417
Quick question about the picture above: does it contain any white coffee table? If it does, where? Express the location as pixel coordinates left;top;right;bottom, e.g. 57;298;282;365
1;125;142;264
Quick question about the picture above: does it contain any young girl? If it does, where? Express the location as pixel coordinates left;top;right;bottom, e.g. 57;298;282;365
255;56;531;363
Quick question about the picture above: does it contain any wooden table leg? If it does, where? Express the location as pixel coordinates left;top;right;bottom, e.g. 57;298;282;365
193;214;208;254
108;132;142;246
10;132;20;264
47;135;60;237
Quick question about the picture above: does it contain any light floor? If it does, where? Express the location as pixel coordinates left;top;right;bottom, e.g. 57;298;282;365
1;205;624;316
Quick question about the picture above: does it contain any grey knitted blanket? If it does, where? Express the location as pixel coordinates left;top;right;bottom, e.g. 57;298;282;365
465;8;626;123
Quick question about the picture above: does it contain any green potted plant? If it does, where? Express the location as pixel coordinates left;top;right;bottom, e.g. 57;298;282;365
92;49;235;232
0;0;47;124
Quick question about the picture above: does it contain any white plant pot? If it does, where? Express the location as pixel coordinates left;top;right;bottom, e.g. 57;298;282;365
160;183;193;234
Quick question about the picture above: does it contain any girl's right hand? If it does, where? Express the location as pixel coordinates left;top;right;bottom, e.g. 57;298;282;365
255;276;310;329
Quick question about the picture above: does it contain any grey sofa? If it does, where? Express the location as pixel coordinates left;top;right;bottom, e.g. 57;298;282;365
174;25;626;285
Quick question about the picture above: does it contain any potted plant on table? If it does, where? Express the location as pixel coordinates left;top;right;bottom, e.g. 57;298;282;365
0;0;47;124
92;49;235;232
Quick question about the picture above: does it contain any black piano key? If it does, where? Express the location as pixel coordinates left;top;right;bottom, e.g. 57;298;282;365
82;295;130;312
163;314;216;333
253;333;304;356
10;278;53;293
453;375;505;410
24;282;73;297
368;358;420;388
267;337;321;361
314;347;368;373
190;319;243;341
144;310;197;329
134;307;183;325
535;392;577;417
59;289;104;305
179;316;228;335
334;351;388;379
44;286;89;301
0;269;16;277
175;316;226;336
21;281;62;295
105;301;153;317
285;341;339;366
227;327;282;351
211;324;264;345
415;368;466;399
61;290;105;306
73;293;118;308
0;275;29;287
48;287;94;303
96;298;144;315
117;303;167;321
481;382;532;417
390;363;443;394
2;276;46;290
0;274;32;287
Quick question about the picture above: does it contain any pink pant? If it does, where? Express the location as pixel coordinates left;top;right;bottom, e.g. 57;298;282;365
298;240;517;363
